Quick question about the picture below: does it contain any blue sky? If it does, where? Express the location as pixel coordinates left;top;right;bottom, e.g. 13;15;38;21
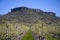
0;0;60;17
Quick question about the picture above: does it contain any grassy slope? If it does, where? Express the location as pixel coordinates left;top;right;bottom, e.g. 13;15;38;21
0;22;29;40
30;23;60;40
22;30;34;40
46;34;60;40
0;21;60;40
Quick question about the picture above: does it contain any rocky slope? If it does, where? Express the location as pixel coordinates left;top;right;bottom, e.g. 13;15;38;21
0;7;60;24
0;7;60;40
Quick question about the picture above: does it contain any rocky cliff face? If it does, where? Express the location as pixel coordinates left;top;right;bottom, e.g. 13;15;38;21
0;7;60;24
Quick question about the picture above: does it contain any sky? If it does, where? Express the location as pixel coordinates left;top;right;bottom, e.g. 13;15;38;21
0;0;60;17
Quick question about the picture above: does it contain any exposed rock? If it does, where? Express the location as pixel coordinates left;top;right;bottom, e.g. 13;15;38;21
0;7;60;24
48;12;55;16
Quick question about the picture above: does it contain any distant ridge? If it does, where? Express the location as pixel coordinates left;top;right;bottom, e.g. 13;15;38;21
0;7;60;24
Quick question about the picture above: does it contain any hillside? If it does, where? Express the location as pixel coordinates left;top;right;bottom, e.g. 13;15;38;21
0;7;60;40
0;7;60;23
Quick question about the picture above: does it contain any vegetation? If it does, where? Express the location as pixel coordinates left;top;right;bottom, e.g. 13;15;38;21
46;34;60;40
22;30;34;40
0;7;60;40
